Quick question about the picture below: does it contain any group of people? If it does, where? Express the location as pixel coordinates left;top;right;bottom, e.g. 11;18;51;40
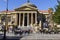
0;22;58;34
7;26;34;35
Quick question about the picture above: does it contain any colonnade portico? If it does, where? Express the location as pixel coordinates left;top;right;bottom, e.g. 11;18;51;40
18;11;37;27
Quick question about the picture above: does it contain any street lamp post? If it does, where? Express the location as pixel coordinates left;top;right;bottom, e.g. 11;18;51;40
3;0;8;40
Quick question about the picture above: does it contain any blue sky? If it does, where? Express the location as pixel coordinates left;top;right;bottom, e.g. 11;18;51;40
0;0;58;11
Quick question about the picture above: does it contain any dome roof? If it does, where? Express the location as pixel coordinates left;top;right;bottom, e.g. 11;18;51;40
20;3;37;8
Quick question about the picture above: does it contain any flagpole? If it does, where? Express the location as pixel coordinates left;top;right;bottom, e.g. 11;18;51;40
3;0;8;39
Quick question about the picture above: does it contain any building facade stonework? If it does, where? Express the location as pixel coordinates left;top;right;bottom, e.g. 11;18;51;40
0;2;53;32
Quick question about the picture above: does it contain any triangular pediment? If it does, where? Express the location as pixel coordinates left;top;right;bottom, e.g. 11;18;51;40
15;6;38;11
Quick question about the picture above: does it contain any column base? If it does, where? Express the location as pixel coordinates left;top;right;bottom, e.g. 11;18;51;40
27;25;30;27
30;24;33;27
18;25;21;28
22;25;24;27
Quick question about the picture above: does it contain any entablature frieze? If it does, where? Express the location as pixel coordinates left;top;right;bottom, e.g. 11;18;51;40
10;11;37;14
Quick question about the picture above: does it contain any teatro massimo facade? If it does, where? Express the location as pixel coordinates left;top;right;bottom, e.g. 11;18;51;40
0;2;53;32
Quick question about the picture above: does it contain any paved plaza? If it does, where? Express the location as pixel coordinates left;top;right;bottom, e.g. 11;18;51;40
1;32;60;40
0;31;29;40
0;32;21;40
21;33;60;40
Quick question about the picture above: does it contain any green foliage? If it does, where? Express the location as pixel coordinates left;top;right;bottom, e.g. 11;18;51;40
48;8;53;12
53;0;60;24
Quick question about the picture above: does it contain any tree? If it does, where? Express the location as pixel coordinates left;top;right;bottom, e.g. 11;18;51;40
53;0;60;24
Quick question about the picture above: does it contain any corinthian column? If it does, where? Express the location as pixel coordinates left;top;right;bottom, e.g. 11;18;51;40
27;13;29;27
35;13;37;25
22;13;25;27
31;13;33;26
19;13;21;27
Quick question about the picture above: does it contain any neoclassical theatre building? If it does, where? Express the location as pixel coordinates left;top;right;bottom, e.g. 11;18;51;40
0;2;53;31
